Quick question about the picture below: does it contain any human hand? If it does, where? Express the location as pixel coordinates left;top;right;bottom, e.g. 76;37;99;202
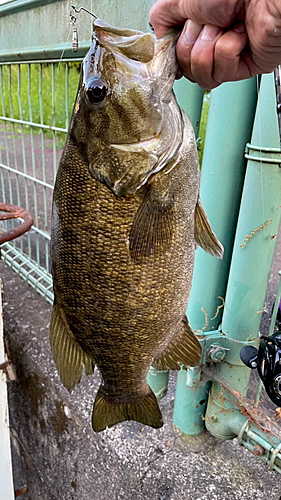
149;0;281;89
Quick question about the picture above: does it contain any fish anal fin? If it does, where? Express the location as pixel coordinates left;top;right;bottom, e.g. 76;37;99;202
92;385;163;432
194;197;224;259
50;303;95;391
129;184;174;262
152;316;201;371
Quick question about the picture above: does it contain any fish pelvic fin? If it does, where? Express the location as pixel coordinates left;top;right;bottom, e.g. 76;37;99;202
152;316;201;371
194;197;224;259
129;183;174;262
50;303;95;391
92;385;163;432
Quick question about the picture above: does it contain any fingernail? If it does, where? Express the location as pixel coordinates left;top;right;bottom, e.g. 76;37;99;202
201;24;221;41
183;20;203;44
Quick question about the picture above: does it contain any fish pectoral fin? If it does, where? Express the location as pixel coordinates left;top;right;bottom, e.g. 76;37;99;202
152;316;201;371
129;184;174;262
194;197;224;259
50;303;95;391
92;385;163;432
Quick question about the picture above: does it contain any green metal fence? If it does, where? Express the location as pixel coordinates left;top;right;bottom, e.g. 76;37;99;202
0;58;82;303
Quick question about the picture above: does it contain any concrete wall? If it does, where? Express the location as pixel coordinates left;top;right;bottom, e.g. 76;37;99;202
0;0;155;61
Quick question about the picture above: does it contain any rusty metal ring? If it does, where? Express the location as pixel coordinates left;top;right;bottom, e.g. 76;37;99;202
0;203;34;244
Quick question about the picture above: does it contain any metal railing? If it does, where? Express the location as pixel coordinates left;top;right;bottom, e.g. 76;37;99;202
0;58;82;303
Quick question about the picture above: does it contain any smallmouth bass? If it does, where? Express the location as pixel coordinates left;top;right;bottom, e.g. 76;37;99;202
50;20;223;432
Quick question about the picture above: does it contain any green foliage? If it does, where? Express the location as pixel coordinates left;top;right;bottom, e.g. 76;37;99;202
198;93;210;167
0;62;81;141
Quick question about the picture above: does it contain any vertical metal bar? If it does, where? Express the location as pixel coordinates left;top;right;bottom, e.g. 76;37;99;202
173;367;210;435
0;66;13;207
27;65;37;179
7;65;17;254
0;67;5;205
186;78;258;332
45;62;57;273
65;62;69;128
27;63;38;262
18;64;31;258
8;65;20;206
147;367;169;399
52;63;56;179
39;63;47;269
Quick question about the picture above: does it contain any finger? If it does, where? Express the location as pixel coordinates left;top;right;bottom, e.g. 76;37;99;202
176;20;203;82
182;24;224;89
149;0;188;38
150;0;244;38
213;23;249;82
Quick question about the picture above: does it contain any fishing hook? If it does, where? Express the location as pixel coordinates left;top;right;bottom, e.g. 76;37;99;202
70;5;98;52
71;5;97;20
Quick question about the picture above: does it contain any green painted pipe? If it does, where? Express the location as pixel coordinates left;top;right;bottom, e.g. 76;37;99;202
173;367;211;436
147;367;169;400
206;72;281;440
174;79;204;139
174;79;258;433
221;72;281;341
187;78;258;332
205;392;281;474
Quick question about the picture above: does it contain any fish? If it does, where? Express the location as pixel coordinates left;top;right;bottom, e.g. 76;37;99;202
50;19;224;432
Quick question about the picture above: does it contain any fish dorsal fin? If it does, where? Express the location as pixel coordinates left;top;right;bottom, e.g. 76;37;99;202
92;384;163;432
129;181;174;262
152;316;201;371
50;303;95;391
194;197;224;259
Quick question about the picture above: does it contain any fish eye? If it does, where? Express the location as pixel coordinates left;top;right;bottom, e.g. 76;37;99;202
85;78;107;104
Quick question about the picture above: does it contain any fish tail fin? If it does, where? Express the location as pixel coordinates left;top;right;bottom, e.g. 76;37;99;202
92;385;163;432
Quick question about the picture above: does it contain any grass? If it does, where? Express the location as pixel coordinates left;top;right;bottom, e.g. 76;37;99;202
0;62;81;145
0;62;209;157
198;93;210;167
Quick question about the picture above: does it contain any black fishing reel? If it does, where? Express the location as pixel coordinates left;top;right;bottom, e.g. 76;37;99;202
240;332;281;407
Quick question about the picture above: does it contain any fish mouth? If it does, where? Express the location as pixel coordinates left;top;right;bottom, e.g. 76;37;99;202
94;19;148;37
93;19;179;64
93;19;155;63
